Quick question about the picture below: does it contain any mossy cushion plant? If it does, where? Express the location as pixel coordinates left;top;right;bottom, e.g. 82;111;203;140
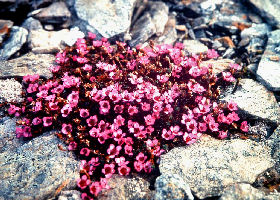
8;33;248;199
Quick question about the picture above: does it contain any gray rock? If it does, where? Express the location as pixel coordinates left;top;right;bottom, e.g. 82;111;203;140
74;0;137;38
221;79;280;125
31;2;71;25
246;37;266;54
154;15;177;45
0;117;25;154
129;1;169;47
154;173;194;200
219;183;280;200
56;190;82;200
0;19;13;44
241;23;271;39
183;40;208;55
22;17;43;31
98;175;152;200
247;63;258;75
266;126;280;163
0;26;28;60
200;59;234;75
0;53;54;78
247;0;280;28
28;29;70;53
159;135;275;199
256;29;280;91
0;78;23;103
0;133;80;200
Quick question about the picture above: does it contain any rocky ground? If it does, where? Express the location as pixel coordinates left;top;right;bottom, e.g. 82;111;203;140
0;0;280;199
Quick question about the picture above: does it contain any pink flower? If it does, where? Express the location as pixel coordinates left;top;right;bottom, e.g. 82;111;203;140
92;40;102;47
68;141;77;150
218;131;228;139
8;105;20;115
208;122;219;132
153;102;162;113
170;125;182;136
139;56;150;65
198;122;207;132
114;105;124;113
61;123;72;134
144;161;152;173
207;49;219;59
217;113;227;123
107;144;122;158
227;100;238;111
88;32;96;39
80;109;90;118
229;63;241;70
118;165;130;176
89;182;101;197
157;74;169;83
32;117;42;125
240;121;249;132
115;156;129;166
43;117;52;127
82;64;92;71
99;100;110;114
124;144;133;156
77;175;91;190
33;101;42;112
163;104;174;114
86;115;98;127
222;72;235;82
49;65;60;73
27;83;38;93
61;104;72;117
189;66;201;77
134;161;144;172
128;105;138;116
114;115;125;127
102;164;115;178
49;102;59;110
80;148;91;156
141;102;151;111
144;114;156;126
136;152;147;163
162;128;175;140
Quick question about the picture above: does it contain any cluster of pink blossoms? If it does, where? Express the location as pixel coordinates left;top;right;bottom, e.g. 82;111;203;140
8;33;249;199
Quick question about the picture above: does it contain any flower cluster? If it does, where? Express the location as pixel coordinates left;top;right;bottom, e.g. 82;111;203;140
8;34;248;199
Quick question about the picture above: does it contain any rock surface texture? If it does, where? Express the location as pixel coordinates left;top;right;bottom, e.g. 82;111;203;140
0;131;80;200
222;79;280;125
256;30;280;91
74;0;137;38
159;135;275;199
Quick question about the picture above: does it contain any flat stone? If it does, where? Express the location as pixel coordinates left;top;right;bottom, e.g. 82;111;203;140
241;23;271;39
0;26;28;60
0;133;80;200
74;0;137;38
0;78;23;103
22;17;43;31
129;1;169;47
154;15;177;45
28;29;70;54
154;173;194;200
0;53;54;78
183;40;208;55
247;0;280;28
266;126;280;163
256;29;280;91
200;58;233;75
221;79;280;125
32;2;71;24
159;135;275;199
219;183;280;200
98;175;152;200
